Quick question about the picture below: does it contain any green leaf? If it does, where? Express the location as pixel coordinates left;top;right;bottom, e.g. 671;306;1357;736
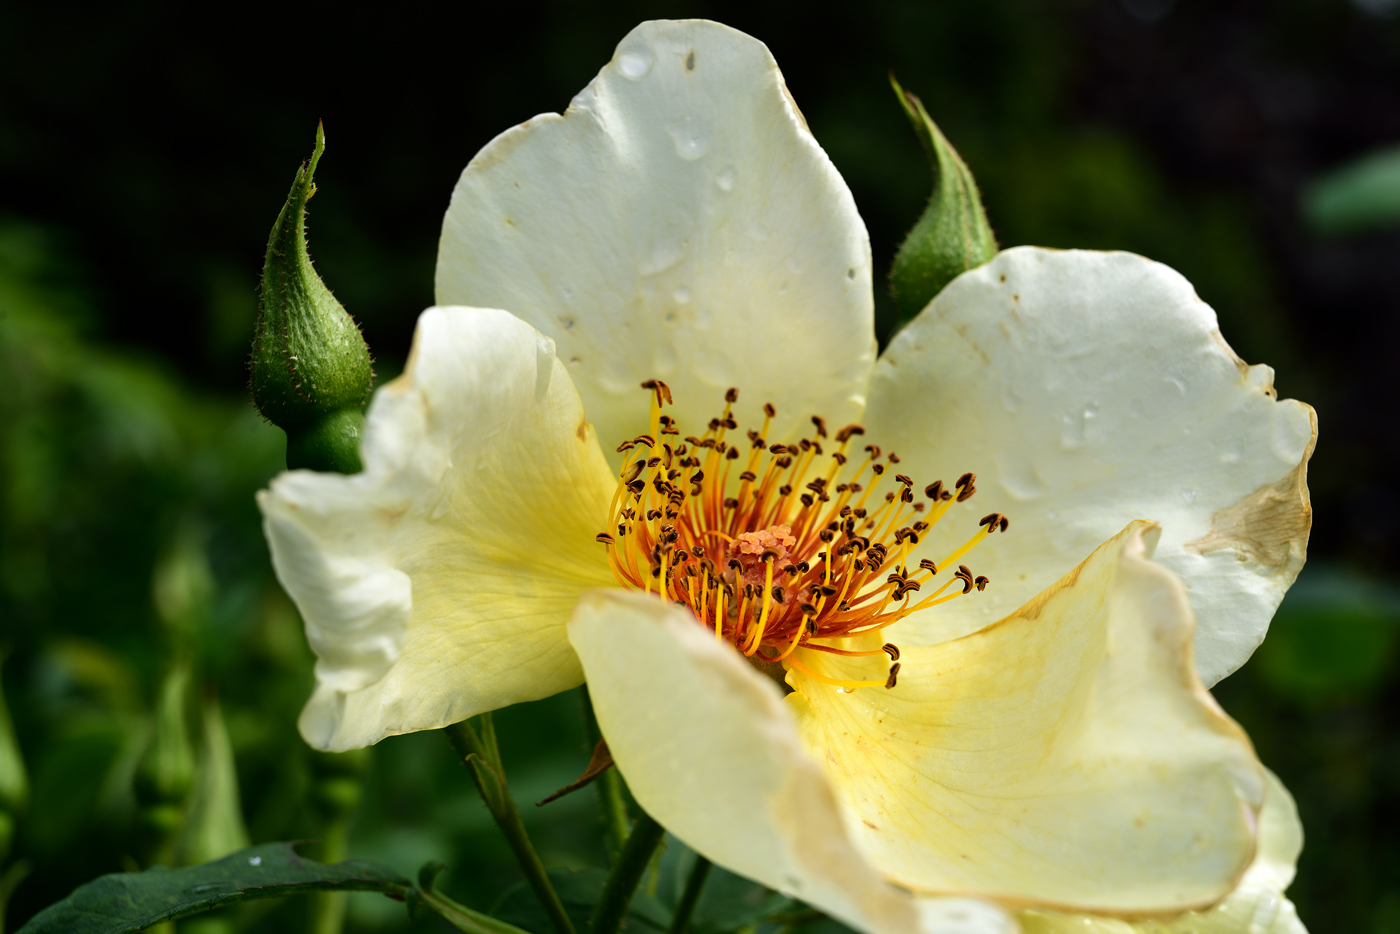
15;842;411;934
1302;143;1400;238
249;122;374;473
888;75;998;324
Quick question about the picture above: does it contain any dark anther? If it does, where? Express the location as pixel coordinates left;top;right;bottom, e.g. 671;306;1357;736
724;497;739;509
640;379;673;405
772;586;786;603
627;479;646;495
724;417;738;429
895;474;913;486
999;516;1010;533
918;558;938;573
901;488;914;504
739;470;757;482
818;529;835;543
979;513;1002;528
726;448;740;460
596;533;615;545
834;424;865;443
783;564;799;577
853;507;867;518
725;387;739;403
882;643;901;661
796;561;811;572
692;546;706;558
832;451;847;465
884;663;901;689
708;418;722;431
727;559;741;569
634;434;656;448
911;502;926;513
769;443;788;455
811;415;828;437
871;464;885;475
617;440;636;453
646;456;662;468
801;494;816;508
956;472;975;488
974;576;989;592
776;457;793;469
668;468;681;480
779;485;793;496
761;549;779;563
864;444;882;458
763;402;776;418
800;602;818;615
888;452;900;464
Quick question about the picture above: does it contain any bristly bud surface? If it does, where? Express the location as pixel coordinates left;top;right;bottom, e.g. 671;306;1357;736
250;123;373;472
888;76;998;324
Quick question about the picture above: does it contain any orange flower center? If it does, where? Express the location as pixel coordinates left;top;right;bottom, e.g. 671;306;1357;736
596;381;1009;691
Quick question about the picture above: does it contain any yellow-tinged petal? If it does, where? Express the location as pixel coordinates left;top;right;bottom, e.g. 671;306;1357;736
789;522;1263;914
1018;769;1306;933
258;306;616;751
866;248;1315;686
437;20;876;455
568;589;1015;934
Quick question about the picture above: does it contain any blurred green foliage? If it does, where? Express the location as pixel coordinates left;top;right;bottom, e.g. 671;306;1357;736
0;1;1397;932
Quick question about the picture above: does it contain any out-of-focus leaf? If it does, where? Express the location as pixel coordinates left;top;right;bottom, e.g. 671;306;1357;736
14;842;410;934
1302;144;1400;237
1252;566;1400;704
175;695;249;866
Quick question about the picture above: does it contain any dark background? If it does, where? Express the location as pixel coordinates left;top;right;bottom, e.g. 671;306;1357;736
1;0;1397;931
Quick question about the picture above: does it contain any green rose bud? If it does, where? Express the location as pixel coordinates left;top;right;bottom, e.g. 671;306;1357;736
250;123;374;473
888;76;998;324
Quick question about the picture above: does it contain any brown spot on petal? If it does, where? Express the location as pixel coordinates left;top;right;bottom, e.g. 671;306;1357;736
1183;411;1316;573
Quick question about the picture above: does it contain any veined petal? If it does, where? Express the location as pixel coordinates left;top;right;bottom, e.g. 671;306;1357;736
1017;769;1307;933
569;589;1014;934
789;522;1263;914
437;19;876;455
258;306;616;751
866;247;1315;685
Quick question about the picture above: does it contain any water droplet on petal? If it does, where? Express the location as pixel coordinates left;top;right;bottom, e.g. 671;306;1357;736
618;50;653;80
672;286;691;304
716;166;736;191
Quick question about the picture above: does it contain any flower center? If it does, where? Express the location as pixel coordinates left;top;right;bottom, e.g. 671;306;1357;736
596;381;1009;691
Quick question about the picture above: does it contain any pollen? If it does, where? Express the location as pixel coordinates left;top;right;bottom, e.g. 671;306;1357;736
597;382;1010;692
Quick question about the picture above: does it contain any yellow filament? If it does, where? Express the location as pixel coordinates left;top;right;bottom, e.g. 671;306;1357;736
744;558;777;655
936;525;992;573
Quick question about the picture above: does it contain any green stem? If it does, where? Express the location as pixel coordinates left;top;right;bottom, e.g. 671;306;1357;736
312;817;350;934
444;718;576;934
418;887;538;934
589;812;666;934
581;687;630;861
667;855;711;934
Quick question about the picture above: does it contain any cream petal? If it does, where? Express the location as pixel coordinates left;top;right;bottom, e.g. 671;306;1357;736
1016;769;1307;934
257;306;617;751
864;247;1315;685
789;522;1263;914
437;19;876;456
568;589;1014;934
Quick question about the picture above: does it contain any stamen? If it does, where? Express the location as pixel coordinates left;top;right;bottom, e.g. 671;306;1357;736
597;384;1010;695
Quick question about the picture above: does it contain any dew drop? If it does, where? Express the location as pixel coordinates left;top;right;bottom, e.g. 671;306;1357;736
672;286;691;304
618;50;653;80
248;856;262;867
561;317;575;330
665;312;677;324
1181;489;1196;505
670;125;709;160
716;166;736;191
570;356;582;367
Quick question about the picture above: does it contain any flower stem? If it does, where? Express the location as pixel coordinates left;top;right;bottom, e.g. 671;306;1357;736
418;886;538;934
589;811;666;934
668;854;712;934
581;686;631;861
444;717;576;934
